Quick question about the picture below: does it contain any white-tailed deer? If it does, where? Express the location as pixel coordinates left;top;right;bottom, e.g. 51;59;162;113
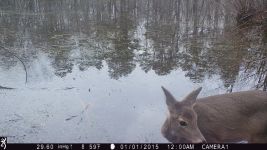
161;87;267;143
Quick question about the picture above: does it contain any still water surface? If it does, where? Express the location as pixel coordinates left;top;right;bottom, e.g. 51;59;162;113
0;0;266;142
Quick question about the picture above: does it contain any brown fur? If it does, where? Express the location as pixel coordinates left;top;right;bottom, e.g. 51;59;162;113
161;87;267;143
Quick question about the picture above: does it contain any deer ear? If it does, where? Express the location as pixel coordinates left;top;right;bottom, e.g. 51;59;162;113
161;86;177;107
182;87;202;105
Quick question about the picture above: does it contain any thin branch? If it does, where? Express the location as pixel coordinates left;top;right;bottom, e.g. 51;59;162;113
264;74;267;91
0;45;28;84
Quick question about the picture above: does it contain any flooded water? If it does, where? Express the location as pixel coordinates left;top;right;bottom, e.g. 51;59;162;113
0;0;266;143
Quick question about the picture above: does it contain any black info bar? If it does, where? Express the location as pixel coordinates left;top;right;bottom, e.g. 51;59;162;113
2;143;267;150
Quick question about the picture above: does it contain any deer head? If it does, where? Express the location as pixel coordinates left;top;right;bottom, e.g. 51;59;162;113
161;86;206;143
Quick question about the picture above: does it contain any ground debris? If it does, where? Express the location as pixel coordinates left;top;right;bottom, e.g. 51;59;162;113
0;85;15;90
65;115;78;121
65;104;90;122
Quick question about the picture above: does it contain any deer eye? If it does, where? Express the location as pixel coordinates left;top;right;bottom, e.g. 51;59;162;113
179;121;188;127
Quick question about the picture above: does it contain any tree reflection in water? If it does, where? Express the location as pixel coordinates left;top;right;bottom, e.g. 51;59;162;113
0;0;266;90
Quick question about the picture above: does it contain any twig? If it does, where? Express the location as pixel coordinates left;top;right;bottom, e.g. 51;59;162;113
264;76;267;91
65;104;90;122
0;85;14;90
0;45;28;84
